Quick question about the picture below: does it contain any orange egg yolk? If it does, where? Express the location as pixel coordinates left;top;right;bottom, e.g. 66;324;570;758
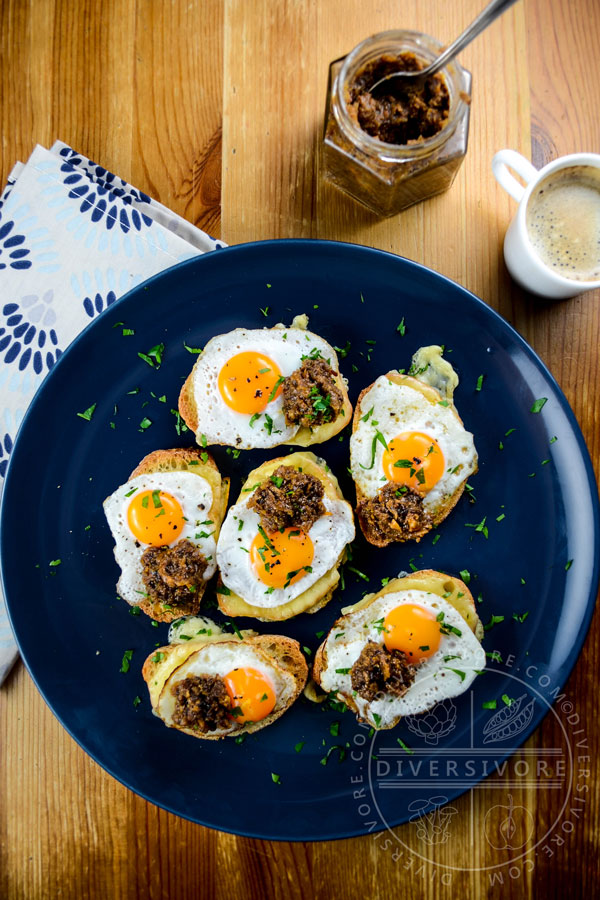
224;667;276;723
383;603;441;662
249;527;314;589
127;489;185;546
218;351;283;415
382;432;445;493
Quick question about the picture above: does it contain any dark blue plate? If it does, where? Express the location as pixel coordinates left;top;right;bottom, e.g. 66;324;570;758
2;240;598;841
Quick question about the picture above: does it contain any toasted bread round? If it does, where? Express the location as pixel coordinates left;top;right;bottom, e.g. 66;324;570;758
351;371;478;547
142;631;308;740
312;570;484;729
215;451;354;621
107;447;229;623
177;320;352;449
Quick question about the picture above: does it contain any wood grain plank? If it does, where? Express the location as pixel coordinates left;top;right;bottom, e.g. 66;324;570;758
133;0;223;236
1;1;600;898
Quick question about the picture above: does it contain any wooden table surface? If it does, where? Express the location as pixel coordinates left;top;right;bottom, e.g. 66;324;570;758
1;1;599;898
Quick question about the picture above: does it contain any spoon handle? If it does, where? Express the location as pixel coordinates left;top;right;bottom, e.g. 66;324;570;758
423;0;520;77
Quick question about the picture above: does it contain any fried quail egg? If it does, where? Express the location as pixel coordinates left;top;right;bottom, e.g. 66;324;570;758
216;493;355;609
157;642;294;731
318;591;486;727
103;471;217;606
182;326;341;449
350;374;477;516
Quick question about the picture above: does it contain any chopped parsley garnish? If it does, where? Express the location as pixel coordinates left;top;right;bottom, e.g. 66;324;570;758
372;713;381;728
496;513;505;522
435;611;462;637
438;400;450;407
483;614;505;631
77;403;97;421
396;737;413;754
446;668;466;682
565;559;573;571
335;668;351;675
183;342;202;354
482;699;497;710
333;340;351;358
271;772;281;784
170;408;188;435
459;569;471;585
486;650;502;663
359;430;388;470
249;413;261;428
476;374;485;392
347;566;369;582
120;649;134;673
309;386;333;422
138;343;164;369
513;611;530;623
465;516;488;538
295;741;305;753
270;475;283;488
361;406;374;422
396;318;406;336
530;397;547;414
260;306;269;317
133;695;141;708
502;694;514;706
122;328;135;336
49;559;62;567
267;375;285;403
139;416;152;431
263;413;274;435
301;347;324;362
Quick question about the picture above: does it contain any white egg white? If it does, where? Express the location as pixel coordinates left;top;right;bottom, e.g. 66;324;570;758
190;327;337;449
319;591;486;726
350;376;477;513
103;471;217;606
157;642;294;732
216;494;355;609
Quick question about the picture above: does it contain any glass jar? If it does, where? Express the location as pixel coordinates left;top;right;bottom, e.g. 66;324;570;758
323;30;472;217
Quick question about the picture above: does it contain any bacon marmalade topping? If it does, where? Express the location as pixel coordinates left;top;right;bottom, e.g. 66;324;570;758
248;465;326;532
282;358;344;429
171;674;232;731
357;483;433;543
350;641;416;702
141;538;208;608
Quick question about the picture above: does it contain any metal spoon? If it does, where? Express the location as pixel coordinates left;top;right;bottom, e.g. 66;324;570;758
370;0;520;92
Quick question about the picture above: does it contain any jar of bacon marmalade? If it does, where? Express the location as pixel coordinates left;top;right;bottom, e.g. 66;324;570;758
323;30;472;217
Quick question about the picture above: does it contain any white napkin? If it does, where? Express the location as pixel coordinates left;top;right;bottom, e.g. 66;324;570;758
0;141;226;684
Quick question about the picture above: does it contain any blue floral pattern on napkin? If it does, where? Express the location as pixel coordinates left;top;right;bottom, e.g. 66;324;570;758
0;141;226;683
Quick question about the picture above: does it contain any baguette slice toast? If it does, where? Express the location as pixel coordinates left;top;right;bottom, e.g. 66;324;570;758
112;447;229;623
216;451;354;621
142;630;308;740
312;570;484;729
178;319;352;449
